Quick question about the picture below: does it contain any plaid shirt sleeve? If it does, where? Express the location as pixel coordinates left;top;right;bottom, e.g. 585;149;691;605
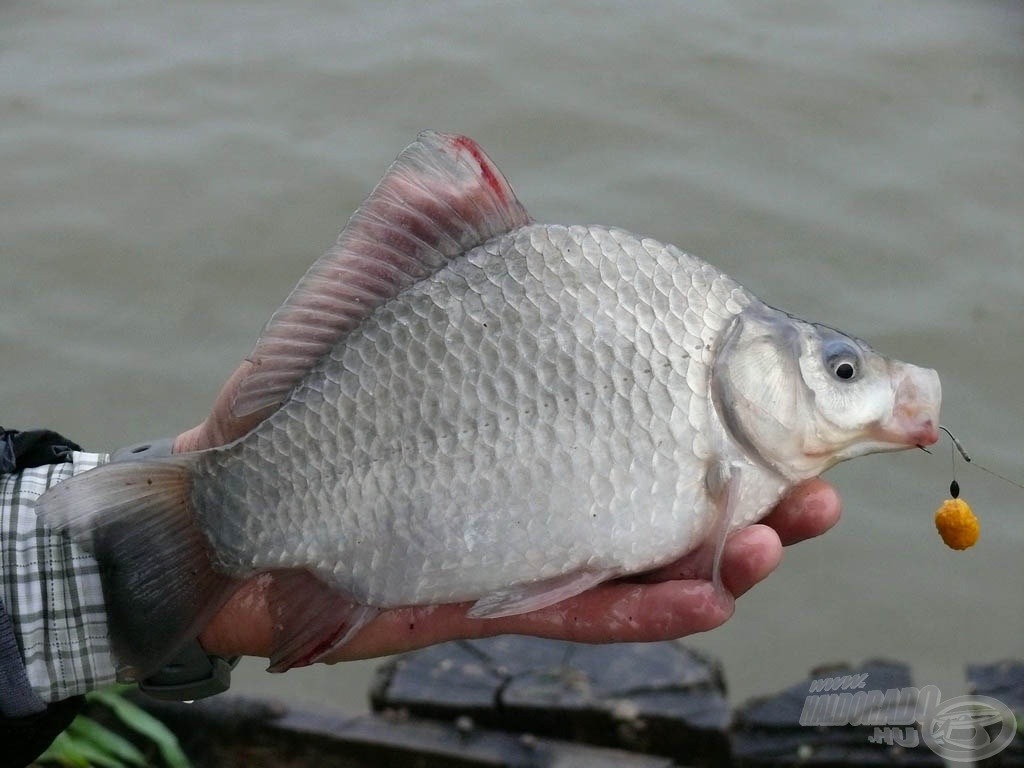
0;451;117;704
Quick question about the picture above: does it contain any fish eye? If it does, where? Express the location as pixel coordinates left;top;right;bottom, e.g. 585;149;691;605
834;361;856;380
823;341;861;382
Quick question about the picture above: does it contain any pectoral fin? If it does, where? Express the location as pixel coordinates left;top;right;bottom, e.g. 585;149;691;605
703;460;741;595
467;569;614;619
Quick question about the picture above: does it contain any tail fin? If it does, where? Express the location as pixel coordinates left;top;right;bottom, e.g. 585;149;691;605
36;456;239;680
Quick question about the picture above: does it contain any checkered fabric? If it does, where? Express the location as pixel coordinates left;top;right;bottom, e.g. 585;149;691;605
0;452;117;703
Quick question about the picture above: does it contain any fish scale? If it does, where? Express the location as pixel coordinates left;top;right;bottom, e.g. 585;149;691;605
37;132;941;678
194;223;739;606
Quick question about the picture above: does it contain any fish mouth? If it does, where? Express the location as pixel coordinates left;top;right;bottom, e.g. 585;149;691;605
872;363;942;448
873;415;940;448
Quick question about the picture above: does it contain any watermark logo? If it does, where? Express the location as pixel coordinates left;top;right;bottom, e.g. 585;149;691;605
921;695;1017;763
800;675;1017;763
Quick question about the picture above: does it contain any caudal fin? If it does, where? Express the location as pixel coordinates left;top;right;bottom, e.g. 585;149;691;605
36;457;239;680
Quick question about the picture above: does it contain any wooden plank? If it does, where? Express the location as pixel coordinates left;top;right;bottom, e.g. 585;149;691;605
373;636;729;766
731;660;943;766
967;660;1024;768
134;693;674;767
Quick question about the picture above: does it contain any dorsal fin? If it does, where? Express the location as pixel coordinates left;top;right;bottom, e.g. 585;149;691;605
231;131;532;418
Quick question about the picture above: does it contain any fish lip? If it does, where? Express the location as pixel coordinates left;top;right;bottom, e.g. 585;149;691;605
872;394;941;447
872;417;940;448
874;363;941;448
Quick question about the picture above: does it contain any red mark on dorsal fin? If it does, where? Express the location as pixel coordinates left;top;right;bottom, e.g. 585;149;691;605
230;131;532;419
450;134;508;203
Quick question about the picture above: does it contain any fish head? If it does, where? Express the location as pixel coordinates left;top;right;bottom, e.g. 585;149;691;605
711;305;941;480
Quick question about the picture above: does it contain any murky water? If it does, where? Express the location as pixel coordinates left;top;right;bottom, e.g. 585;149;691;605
3;1;1022;711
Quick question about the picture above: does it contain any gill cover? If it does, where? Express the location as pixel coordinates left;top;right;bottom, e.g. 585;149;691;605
711;304;941;481
710;305;807;476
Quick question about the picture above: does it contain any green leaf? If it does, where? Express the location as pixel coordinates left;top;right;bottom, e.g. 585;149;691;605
66;717;147;766
89;689;192;768
36;728;132;768
35;731;92;768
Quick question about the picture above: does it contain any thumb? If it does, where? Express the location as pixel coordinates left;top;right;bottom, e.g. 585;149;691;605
174;361;278;452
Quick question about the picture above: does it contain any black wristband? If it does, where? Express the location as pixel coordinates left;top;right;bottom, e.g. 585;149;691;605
111;438;239;702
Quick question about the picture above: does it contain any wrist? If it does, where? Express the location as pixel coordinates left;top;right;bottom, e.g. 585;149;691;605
2;450;118;703
105;438;241;701
198;578;274;659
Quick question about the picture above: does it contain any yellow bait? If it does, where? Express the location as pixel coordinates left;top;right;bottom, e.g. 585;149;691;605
935;497;979;550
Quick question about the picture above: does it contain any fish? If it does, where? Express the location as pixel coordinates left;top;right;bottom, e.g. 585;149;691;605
37;131;941;679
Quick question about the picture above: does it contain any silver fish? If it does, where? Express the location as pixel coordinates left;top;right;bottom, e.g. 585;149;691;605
38;131;941;678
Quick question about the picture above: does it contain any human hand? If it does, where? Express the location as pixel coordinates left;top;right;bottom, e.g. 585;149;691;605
196;480;840;663
173;361;274;454
175;360;841;664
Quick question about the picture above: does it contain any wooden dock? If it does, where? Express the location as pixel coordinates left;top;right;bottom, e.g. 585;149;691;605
121;638;1020;767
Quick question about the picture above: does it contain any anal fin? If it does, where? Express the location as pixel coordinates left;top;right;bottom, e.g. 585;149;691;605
263;570;379;673
467;569;613;619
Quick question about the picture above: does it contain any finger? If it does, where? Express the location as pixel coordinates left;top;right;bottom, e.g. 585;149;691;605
760;478;842;546
632;522;782;588
322;580;735;662
174;361;277;452
718;524;783;597
201;577;736;663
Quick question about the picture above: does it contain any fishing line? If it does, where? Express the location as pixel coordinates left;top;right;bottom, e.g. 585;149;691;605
942;426;961;498
938;425;1024;493
918;426;1024;492
932;426;982;549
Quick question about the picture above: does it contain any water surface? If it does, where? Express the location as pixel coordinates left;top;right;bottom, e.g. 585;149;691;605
2;1;1022;710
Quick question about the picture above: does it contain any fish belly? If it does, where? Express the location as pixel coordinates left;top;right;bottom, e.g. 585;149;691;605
194;224;752;607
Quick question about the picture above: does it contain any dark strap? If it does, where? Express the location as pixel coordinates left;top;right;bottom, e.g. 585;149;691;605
0;427;82;474
1;426;87;763
0;695;84;767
